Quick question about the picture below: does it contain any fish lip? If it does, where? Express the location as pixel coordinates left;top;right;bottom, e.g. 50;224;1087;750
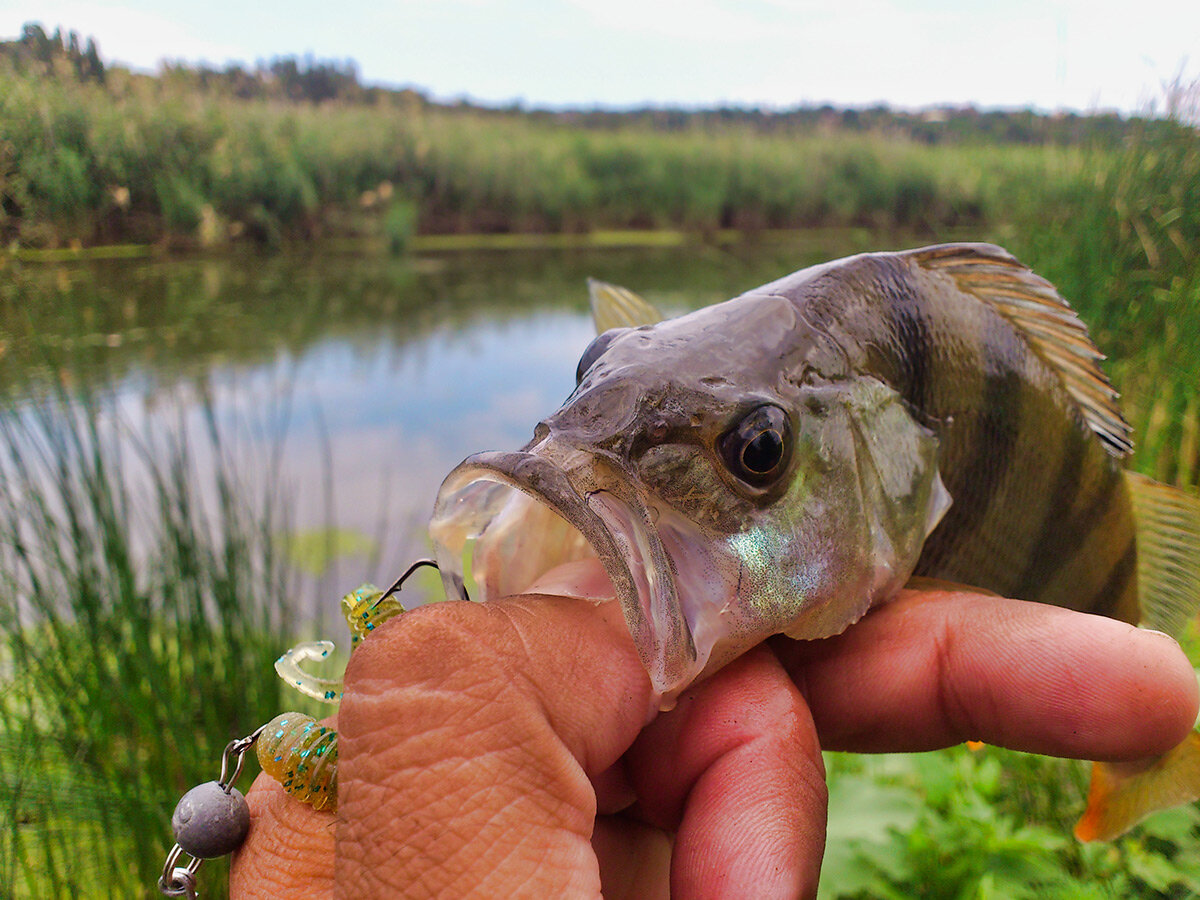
429;448;698;696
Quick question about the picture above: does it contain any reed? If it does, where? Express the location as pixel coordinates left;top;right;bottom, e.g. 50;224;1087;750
0;64;1068;249
992;115;1200;488
0;386;301;896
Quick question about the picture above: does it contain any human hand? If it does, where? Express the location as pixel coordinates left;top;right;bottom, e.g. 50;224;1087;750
230;560;1198;899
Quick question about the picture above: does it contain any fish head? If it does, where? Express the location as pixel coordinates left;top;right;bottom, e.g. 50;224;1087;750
430;292;950;703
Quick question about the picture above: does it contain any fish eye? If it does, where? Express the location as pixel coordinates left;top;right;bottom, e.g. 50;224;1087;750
576;328;626;384
719;405;792;488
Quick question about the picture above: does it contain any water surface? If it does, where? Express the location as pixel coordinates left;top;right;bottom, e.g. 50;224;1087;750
10;230;1192;629
1;234;887;622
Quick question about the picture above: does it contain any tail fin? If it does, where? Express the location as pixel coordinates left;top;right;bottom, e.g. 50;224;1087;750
1075;475;1200;839
1075;730;1200;841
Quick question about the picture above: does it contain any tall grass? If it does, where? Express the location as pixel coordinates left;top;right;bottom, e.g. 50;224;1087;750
2;64;1061;248
3;47;1198;897
0;388;299;897
993;113;1200;488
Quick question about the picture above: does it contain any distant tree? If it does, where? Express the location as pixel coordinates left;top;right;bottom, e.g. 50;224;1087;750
0;21;105;83
264;54;360;103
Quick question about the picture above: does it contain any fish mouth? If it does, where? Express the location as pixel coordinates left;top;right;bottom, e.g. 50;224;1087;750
429;447;700;698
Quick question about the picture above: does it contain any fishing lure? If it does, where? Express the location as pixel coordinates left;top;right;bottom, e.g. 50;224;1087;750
256;712;339;811
157;563;435;897
260;560;435;811
273;581;408;704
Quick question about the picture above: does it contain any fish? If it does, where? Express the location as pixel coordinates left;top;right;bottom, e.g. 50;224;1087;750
428;242;1200;841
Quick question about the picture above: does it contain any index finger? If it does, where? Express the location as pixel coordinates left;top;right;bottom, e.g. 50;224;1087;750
771;588;1199;760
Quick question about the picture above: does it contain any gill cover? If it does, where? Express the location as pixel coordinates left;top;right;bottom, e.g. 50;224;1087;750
430;368;950;700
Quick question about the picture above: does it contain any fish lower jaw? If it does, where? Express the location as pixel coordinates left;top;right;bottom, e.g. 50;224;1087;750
429;458;706;701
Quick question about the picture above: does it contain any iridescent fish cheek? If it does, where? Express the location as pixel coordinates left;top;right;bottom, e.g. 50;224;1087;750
635;444;751;533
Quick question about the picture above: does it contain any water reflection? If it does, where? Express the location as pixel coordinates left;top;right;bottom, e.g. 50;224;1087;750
3;238;873;625
260;310;598;614
7;230;1195;627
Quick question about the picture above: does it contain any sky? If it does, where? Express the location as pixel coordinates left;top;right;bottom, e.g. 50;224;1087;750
3;0;1198;114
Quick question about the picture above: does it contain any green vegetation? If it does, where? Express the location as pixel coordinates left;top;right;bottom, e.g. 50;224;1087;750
2;17;1200;900
992;111;1200;488
0;22;1179;252
821;741;1200;898
0;390;311;897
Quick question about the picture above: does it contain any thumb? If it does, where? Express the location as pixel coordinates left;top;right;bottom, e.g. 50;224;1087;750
231;564;651;899
333;571;653;896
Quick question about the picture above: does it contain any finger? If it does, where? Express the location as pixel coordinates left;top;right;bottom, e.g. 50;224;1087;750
333;578;654;897
591;817;672;900
230;772;335;898
622;645;827;900
772;588;1200;760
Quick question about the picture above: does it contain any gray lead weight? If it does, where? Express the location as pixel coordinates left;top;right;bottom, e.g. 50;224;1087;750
172;781;251;859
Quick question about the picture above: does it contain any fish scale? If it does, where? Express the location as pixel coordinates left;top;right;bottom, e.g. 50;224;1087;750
429;243;1200;841
756;247;1136;617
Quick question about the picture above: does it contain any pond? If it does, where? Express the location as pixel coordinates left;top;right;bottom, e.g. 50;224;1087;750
1;231;899;625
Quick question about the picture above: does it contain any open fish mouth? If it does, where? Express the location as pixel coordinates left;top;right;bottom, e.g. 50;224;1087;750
429;447;704;697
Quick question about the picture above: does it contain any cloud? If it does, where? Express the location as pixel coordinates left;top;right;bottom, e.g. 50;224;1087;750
3;0;1197;111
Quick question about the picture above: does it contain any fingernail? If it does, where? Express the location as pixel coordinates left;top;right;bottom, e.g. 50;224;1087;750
1140;628;1183;646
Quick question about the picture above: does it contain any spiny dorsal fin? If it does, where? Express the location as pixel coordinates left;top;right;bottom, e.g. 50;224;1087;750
1125;471;1200;637
587;278;664;334
913;243;1133;457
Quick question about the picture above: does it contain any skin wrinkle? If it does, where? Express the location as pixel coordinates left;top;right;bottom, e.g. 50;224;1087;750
476;603;635;831
664;648;825;899
341;766;591;897
494;594;650;778
631;648;814;828
348;732;593;893
681;759;826;900
489;596;621;773
233;564;1200;899
234;779;337;898
774;588;1198;759
928;597;1003;749
336;599;609;897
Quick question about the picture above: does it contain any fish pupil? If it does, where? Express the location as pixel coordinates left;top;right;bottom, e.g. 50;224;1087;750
743;429;783;474
720;404;792;487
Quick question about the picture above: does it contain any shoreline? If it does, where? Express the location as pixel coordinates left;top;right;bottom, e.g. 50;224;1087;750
5;225;938;265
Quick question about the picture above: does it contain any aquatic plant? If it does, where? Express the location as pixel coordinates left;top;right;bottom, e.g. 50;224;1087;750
0;61;1079;249
0;387;300;897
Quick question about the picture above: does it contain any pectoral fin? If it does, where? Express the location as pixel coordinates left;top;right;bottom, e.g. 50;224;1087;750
1074;730;1200;841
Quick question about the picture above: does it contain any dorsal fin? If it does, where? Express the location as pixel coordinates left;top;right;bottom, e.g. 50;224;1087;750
912;243;1133;457
1124;471;1200;636
587;278;664;334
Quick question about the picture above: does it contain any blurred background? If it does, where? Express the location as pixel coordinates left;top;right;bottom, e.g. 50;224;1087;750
1;3;1198;896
